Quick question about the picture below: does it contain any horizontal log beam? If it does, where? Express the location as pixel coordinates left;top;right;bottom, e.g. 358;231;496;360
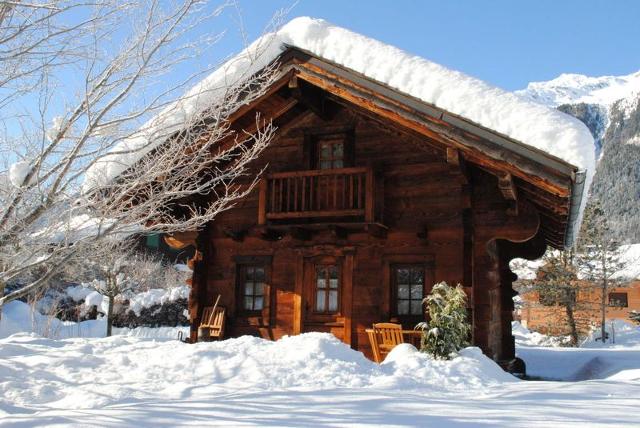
266;209;365;219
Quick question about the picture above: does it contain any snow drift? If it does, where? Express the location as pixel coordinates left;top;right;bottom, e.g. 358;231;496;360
2;321;640;425
0;331;513;414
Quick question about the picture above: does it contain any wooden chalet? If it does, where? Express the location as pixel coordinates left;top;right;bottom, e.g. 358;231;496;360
163;41;588;366
519;280;640;336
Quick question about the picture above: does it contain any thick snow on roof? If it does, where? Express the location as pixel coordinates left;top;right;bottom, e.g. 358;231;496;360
84;17;595;194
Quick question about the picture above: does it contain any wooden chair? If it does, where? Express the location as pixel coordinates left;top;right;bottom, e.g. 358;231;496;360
369;322;404;363
199;306;226;341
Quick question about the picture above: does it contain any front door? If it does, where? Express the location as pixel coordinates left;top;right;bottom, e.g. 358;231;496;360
302;255;345;340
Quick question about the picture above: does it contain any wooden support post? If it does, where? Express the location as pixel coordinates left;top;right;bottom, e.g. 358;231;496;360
258;178;267;225
342;251;355;346
498;173;517;201
447;147;469;184
189;228;211;344
293;253;304;335
288;74;299;90
365;167;375;223
289;74;332;120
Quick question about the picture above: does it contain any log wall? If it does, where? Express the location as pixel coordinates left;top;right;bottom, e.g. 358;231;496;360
189;103;541;363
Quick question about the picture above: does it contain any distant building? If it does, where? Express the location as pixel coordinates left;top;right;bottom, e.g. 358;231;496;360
518;281;640;335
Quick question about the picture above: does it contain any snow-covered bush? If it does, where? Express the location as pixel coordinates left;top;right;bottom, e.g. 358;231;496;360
418;282;471;359
16;241;192;333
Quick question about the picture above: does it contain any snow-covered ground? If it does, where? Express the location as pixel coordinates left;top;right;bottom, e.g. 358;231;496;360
512;320;569;347
1;313;640;426
515;319;640;381
1;331;639;427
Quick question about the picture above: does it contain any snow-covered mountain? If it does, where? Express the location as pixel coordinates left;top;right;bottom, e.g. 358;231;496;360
517;70;640;108
517;70;640;243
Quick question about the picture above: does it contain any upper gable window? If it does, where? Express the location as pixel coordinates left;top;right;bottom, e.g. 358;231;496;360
318;137;344;170
305;128;353;170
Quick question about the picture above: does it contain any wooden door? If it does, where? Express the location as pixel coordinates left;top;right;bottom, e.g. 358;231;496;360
302;255;345;340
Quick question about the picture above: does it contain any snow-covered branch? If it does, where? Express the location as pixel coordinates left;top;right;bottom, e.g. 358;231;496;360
0;0;284;312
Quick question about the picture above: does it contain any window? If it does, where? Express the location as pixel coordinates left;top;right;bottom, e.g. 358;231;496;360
608;292;628;308
315;264;339;313
318;138;344;170
393;266;425;316
239;265;266;312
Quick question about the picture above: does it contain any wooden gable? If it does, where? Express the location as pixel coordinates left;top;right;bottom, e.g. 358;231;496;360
222;47;582;250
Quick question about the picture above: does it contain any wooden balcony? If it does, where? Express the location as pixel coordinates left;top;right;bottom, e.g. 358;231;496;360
258;167;375;224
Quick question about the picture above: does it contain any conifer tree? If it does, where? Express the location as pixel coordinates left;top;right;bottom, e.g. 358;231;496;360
578;199;632;342
418;282;471;359
530;249;593;345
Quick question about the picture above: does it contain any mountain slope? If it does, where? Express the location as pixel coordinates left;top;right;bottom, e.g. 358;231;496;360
517;71;640;243
519;71;640;108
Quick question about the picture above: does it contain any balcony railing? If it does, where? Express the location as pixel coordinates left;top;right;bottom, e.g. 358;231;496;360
258;167;374;224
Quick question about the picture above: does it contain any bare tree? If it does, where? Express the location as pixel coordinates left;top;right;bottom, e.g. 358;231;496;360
0;0;285;315
41;239;188;336
81;239;141;336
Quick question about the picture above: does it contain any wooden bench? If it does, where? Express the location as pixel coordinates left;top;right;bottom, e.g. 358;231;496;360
199;306;226;341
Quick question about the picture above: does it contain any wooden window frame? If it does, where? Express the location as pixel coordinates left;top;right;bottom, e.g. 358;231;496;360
238;265;266;312
382;255;435;324
303;127;355;170
317;138;345;170
608;292;628;308
313;263;341;314
391;264;427;317
234;255;272;317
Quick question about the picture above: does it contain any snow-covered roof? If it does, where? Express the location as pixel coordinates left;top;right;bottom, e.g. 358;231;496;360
83;18;596;246
85;17;595;192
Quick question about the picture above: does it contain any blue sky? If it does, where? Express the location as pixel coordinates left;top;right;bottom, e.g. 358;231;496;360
7;0;639;146
223;0;640;91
